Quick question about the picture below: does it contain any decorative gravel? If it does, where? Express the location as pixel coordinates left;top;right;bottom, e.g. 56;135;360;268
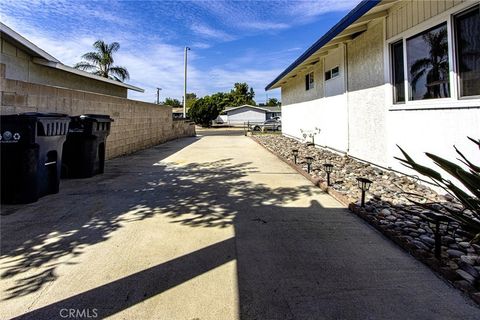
254;134;480;300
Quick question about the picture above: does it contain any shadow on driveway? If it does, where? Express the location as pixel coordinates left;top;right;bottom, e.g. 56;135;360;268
2;134;480;320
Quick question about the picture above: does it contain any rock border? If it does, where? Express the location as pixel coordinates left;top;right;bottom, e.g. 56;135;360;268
251;135;480;306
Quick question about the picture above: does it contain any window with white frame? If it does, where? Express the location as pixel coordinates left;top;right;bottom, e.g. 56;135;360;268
391;41;405;103
390;4;480;104
324;66;339;81
305;71;314;90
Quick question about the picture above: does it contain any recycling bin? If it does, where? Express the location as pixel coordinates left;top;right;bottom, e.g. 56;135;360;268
61;114;113;179
1;113;70;204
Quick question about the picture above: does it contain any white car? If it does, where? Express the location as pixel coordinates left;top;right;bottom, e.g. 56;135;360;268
252;119;281;131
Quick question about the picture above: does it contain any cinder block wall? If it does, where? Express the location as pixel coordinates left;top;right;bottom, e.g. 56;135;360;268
0;64;195;159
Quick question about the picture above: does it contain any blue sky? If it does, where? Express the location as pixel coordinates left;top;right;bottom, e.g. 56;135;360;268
0;0;358;103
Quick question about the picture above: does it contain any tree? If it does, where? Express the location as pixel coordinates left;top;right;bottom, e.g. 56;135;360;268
163;98;182;108
187;95;224;127
186;93;197;111
266;98;281;106
229;82;256;107
187;83;257;126
74;40;129;82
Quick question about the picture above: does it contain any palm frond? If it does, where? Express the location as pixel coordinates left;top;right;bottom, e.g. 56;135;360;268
108;66;130;81
73;62;96;71
108;42;120;53
75;40;129;81
81;52;102;64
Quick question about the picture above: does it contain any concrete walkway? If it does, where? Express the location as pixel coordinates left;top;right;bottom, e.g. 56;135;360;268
1;128;479;320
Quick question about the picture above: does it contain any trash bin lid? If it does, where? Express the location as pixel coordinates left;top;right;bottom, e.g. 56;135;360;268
19;112;70;118
76;114;114;122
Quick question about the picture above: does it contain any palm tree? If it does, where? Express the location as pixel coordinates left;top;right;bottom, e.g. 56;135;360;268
410;27;449;99
74;40;130;82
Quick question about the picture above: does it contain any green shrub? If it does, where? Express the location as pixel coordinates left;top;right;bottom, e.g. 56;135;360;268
187;96;223;127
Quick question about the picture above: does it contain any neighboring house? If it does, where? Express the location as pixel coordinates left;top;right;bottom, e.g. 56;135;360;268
264;106;282;120
217;104;281;125
0;23;143;98
266;0;480;175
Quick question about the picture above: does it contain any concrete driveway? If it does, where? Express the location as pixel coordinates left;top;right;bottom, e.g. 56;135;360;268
1;128;479;319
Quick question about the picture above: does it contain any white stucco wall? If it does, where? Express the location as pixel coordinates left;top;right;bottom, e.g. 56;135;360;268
387;108;480;175
282;94;348;152
281;23;383;156
227;107;265;124
282;59;324;106
324;46;345;97
346;20;387;164
279;1;480;183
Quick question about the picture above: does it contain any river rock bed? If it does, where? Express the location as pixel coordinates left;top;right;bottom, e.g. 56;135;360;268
254;134;480;299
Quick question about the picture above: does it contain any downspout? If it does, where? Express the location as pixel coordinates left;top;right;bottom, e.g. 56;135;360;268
344;42;350;154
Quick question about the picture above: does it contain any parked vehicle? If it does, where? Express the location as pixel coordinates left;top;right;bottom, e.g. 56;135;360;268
252;119;281;131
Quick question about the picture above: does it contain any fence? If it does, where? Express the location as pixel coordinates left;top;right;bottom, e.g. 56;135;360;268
0;64;195;159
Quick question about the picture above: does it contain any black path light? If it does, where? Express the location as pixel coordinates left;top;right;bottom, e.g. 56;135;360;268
305;156;313;174
356;177;373;207
423;211;452;260
323;163;333;186
292;149;299;164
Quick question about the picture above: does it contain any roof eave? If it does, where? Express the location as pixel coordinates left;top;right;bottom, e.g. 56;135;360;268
226;104;270;112
265;0;382;91
0;22;60;62
33;58;144;92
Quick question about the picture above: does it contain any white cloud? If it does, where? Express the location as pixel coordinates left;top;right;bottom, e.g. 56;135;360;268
190;23;235;41
117;43;205;102
285;0;358;20
239;21;290;31
191;42;212;49
1;0;346;104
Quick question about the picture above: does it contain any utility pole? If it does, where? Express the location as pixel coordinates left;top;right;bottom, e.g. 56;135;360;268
156;87;162;104
183;46;190;118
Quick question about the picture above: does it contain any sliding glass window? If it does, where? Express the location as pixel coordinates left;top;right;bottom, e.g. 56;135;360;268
406;23;450;101
455;5;480;97
391;41;405;103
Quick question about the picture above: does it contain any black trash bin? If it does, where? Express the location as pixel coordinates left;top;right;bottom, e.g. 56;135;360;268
1;112;70;204
62;114;113;179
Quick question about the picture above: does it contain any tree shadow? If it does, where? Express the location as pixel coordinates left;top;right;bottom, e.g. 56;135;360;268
0;135;314;304
2;136;480;319
1;137;203;299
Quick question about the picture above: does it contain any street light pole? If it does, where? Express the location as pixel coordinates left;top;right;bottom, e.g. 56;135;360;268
156;87;162;104
183;46;190;118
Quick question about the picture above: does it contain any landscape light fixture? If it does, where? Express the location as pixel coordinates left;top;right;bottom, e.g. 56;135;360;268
323;163;333;186
307;133;315;147
424;212;451;260
356;177;372;207
305;156;313;174
292;149;299;164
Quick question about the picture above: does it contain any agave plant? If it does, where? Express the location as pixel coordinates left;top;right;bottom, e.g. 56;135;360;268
395;137;480;242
